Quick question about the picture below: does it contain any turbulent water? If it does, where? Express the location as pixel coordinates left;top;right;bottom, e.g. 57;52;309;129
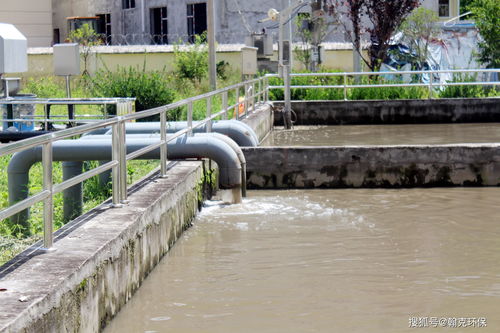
104;188;500;333
262;124;500;146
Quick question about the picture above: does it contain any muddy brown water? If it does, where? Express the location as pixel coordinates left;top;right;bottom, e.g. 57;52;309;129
104;188;500;333
262;124;500;146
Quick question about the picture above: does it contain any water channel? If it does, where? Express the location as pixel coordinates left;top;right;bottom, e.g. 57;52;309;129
262;123;500;146
105;188;500;333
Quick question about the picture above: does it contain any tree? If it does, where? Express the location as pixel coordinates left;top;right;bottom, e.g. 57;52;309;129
398;7;440;68
67;24;101;76
323;0;420;71
294;13;330;71
467;0;499;68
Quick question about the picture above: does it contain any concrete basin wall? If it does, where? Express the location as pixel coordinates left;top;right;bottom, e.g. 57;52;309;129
273;99;500;125
0;161;209;332
244;145;500;188
0;104;274;333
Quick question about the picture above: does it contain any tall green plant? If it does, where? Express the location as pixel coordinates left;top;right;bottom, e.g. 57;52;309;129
67;24;101;76
173;34;208;84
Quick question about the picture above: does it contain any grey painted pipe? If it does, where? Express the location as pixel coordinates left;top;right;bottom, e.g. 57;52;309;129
80;132;247;187
93;120;259;147
62;161;83;222
8;136;241;229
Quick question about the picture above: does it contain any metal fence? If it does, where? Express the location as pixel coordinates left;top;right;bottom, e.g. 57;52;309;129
266;68;500;101
0;77;267;249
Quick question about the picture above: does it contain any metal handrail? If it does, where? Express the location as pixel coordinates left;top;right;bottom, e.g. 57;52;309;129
266;68;500;101
0;77;267;249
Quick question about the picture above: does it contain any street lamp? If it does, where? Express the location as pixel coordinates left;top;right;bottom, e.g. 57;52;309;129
261;0;305;129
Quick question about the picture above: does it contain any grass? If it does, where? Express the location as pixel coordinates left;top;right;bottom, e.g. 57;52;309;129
0;67;243;265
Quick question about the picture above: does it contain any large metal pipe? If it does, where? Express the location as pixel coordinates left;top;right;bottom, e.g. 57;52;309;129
81;133;248;193
85;120;259;147
8;136;242;228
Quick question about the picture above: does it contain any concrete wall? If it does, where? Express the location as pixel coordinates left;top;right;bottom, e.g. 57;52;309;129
0;0;53;47
244;145;500;189
0;161;211;332
23;45;362;77
273;99;500;126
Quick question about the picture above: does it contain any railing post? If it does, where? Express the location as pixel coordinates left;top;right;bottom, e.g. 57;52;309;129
257;79;262;104
244;83;249;117
222;90;228;120
252;82;256;110
187;101;193;136
428;70;434;99
206;96;212;133
235;87;240;120
42;141;54;249
119;120;128;203
160;110;168;177
264;76;269;102
343;73;348;101
111;122;122;207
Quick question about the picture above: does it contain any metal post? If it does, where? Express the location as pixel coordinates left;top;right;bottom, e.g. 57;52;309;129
265;76;269;101
119;120;128;203
160;110;168;177
428;70;434;99
283;65;292;129
257;79;261;103
222;90;228;120
244;83;249;116
343;73;348;101
42;142;54;249
187;101;193;136
65;75;72;98
235;88;240;120
111;123;122;207
252;82;256;110
206;97;212;132
207;0;217;91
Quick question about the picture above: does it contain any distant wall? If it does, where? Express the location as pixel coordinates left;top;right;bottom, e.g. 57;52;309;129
22;45;363;78
244;145;500;189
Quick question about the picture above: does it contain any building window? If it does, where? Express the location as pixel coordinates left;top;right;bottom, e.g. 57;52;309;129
122;0;135;9
438;0;450;17
96;14;112;44
187;3;207;43
151;7;168;44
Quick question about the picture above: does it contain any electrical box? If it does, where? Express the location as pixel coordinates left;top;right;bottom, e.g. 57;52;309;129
241;46;258;75
53;43;80;76
246;33;273;57
0;23;28;74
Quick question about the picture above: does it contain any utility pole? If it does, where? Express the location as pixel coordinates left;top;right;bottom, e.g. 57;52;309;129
207;0;217;91
278;0;304;129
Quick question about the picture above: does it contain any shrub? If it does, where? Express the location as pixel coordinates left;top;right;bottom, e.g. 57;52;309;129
89;67;178;120
173;34;208;84
438;73;491;98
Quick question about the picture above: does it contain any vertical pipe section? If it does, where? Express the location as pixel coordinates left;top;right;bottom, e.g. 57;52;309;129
62;161;83;222
42;142;54;249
